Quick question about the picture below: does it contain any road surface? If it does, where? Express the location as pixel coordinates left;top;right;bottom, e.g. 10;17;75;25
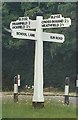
2;93;76;106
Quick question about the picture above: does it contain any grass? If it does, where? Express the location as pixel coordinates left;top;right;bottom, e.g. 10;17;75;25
0;101;2;119
2;98;76;118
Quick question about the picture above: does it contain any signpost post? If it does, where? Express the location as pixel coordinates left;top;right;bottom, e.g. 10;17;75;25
76;74;78;96
14;74;21;102
32;16;44;107
64;77;70;105
10;14;71;107
14;76;18;102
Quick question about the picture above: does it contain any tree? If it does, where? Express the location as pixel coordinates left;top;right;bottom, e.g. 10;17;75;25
2;2;76;91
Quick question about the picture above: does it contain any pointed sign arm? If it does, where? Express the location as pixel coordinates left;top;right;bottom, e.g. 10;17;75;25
11;29;65;43
43;32;65;43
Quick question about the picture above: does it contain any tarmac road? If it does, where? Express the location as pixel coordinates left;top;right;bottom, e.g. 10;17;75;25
44;96;76;106
2;92;77;106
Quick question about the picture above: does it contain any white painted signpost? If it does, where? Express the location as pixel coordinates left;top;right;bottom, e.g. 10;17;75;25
10;14;71;107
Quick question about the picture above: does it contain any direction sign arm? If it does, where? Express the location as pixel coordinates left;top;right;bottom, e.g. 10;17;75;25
11;29;37;41
43;32;65;43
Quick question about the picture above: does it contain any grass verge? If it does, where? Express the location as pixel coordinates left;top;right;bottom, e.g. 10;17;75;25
2;99;76;118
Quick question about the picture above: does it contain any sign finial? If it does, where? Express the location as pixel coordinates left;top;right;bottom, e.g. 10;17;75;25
36;11;43;16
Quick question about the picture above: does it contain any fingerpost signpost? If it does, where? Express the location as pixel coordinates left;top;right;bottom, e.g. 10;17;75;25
10;14;71;107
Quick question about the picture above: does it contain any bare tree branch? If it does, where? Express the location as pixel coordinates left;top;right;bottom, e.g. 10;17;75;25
3;26;11;33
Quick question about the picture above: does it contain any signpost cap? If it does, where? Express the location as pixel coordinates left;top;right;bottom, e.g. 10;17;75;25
36;12;43;16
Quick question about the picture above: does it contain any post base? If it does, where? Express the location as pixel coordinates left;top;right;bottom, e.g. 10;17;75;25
64;95;69;105
14;93;18;102
32;102;44;108
76;88;78;96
